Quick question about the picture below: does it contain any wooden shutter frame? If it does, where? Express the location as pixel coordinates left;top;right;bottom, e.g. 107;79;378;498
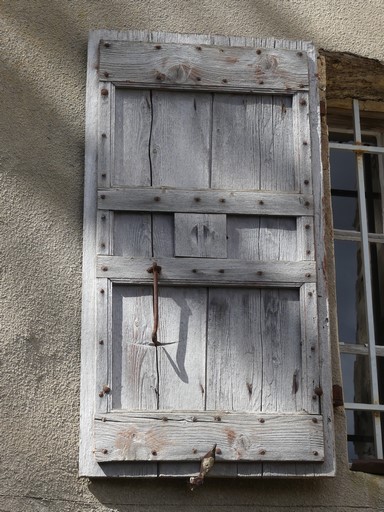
80;30;335;478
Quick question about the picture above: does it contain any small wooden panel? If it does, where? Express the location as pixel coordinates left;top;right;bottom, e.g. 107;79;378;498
97;256;316;286
99;41;309;92
94;412;324;462
113;213;152;256
175;214;227;258
98;188;314;216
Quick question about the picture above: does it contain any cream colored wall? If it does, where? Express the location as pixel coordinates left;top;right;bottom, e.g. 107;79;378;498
1;1;384;510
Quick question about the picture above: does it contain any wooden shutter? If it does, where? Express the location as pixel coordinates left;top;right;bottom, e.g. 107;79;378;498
80;30;335;478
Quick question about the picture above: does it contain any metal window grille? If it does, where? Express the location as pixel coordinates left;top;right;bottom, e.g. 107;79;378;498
330;99;384;460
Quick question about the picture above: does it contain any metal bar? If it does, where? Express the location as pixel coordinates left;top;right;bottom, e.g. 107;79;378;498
333;229;384;243
345;403;384;412
329;142;384;155
353;99;383;458
339;343;384;357
147;262;162;346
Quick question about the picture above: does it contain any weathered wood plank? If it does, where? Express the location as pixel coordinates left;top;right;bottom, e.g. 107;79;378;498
157;287;207;410
111;285;157;410
95;278;110;414
94;412;324;462
206;289;262;411
112;89;152;186
97;210;113;255
175;214;227;258
98;82;112;188
98;188;314;216
152;214;174;257
150;91;212;188
99;41;309;93
97;256;316;286
113;213;152;257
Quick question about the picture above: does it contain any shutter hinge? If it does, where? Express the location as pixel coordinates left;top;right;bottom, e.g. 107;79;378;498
332;384;344;407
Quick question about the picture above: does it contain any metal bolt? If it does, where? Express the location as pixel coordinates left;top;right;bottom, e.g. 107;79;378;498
311;345;316;351
303;140;308;145
313;451;319;456
305;273;311;278
152;450;157;456
192;269;197;273
312;394;317;400
214;415;221;422
256;49;262;54
102;449;108;454
99;340;104;345
104;42;110;48
101;133;107;138
101;243;106;249
101;266;108;272
300;99;307;106
306;250;311;255
305;201;310;206
308;291;313;297
259;200;264;205
259;418;265;423
215;447;222;455
312;417;318;423
100;194;106;199
101;173;106;178
100;289;105;294
98;391;104;397
304;179;309;185
162;416;168;422
103;385;111;393
305;224;310;229
297;52;303;57
101;88;109;96
315;386;323;397
259;449;266;455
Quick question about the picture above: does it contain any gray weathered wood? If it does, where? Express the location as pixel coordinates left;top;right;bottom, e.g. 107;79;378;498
113;213;152;256
97;256;316;286
98;188;314;216
94;411;323;462
98;82;112;188
112;89;152;186
175;214;227;258
99;41;309;93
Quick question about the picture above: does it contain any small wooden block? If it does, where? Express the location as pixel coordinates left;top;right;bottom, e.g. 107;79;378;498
175;214;227;258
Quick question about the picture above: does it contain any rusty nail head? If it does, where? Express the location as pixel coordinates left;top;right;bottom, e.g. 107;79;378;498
101;214;106;220
259;80;264;85
299;84;305;88
312;394;317;400
303;141;308;145
259;418;265;423
305;224;310;229
306;250;311;255
311;345;316;351
103;72;109;78
304;179;309;185
313;451;319;456
259;449;266;455
103;385;111;393
102;449;108;454
192;416;197;422
101;266;108;272
315;386;323;397
306;273;311;278
259;200;264;205
216;447;222;455
162;416;168;422
192;269;197;273
194;197;201;202
305;201;310;206
156;74;162;80
218;269;225;274
312;417;318;423
104;42;110;48
154;196;160;201
101;133;107;138
100;289;105;294
219;198;226;203
308;291;313;296
196;77;201;81
257;270;263;276
101;173;106;178
101;88;109;96
100;194;106;199
101;243;106;248
222;78;228;83
300;99;307;106
98;391;104;397
155;45;161;49
256;49;261;54
196;46;202;51
297;51;303;57
192;448;197;453
152;450;157;456
214;415;221;422
99;339;104;345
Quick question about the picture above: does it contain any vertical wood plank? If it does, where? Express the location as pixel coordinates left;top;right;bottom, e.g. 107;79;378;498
153;214;174;257
293;93;312;193
97;210;113;255
112;285;158;411
206;289;262;411
174;213;227;258
98;82;112;188
297;217;315;261
227;216;260;261
157;287;207;410
113;213;152;257
112;89;152;187
150;90;212;188
96;278;111;414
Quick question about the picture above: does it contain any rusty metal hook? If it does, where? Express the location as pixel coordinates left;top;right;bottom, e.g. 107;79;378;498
147;262;162;346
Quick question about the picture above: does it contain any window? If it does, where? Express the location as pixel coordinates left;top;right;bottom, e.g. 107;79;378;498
329;99;384;461
80;30;335;478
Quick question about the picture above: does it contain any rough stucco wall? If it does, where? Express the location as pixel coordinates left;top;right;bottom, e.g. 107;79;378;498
1;1;384;511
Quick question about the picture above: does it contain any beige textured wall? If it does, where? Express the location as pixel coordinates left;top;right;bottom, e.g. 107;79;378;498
1;1;384;511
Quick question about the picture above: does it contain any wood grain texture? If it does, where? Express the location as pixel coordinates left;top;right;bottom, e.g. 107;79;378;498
94;411;324;462
175;213;227;258
97;255;316;286
113;213;152;257
112;89;152;186
98;188;314;216
98;82;112;188
99;41;309;93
